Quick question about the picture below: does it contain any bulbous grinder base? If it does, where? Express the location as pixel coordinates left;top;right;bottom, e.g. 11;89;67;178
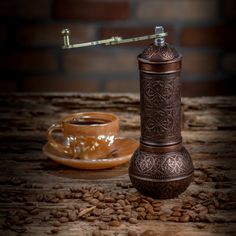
129;146;194;199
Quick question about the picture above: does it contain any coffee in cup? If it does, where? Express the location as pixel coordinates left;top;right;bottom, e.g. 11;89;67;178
46;112;119;160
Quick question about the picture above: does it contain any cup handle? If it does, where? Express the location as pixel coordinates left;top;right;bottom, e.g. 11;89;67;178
46;123;70;155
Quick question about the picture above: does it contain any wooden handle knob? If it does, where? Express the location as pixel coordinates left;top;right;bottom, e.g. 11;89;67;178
61;28;71;48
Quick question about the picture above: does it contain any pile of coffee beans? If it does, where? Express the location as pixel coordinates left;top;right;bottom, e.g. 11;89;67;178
193;165;232;189
1;167;235;235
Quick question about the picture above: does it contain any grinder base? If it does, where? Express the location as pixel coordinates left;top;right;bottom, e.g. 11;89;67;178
129;147;194;199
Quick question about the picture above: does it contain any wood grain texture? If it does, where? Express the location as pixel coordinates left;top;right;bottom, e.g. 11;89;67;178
0;93;235;235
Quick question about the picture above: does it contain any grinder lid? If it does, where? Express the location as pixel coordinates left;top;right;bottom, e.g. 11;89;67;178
139;26;181;62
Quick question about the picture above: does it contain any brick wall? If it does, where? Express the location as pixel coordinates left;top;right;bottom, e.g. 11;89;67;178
0;0;235;96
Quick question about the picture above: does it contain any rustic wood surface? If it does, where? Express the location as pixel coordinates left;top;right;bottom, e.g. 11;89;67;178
0;93;235;236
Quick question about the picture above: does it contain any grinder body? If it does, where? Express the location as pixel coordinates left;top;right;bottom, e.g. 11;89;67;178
129;32;194;199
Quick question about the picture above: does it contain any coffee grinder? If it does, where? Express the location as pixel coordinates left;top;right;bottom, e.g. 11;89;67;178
61;26;194;199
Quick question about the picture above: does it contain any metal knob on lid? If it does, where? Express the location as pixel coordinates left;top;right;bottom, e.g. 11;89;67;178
155;26;165;46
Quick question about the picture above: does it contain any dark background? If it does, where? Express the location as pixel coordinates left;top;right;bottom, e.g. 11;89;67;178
0;0;236;96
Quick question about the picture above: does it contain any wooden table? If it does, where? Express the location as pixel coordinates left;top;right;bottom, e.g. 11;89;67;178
0;93;235;236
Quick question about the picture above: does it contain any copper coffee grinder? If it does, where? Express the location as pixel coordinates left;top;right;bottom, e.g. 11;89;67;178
61;26;194;199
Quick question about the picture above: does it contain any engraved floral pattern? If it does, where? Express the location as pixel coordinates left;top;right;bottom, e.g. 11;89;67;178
129;148;194;198
141;44;179;61
131;148;193;180
140;73;181;143
135;154;155;174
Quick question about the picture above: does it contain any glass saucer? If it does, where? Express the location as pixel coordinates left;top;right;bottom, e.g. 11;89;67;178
42;137;139;170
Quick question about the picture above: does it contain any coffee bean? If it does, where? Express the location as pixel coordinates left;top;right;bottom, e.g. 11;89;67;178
125;199;130;205
201;199;213;207
129;217;138;224
128;196;140;202
213;216;226;223
159;213;167;222
84;197;93;202
109;220;120;227
92;230;102;236
36;193;45;202
93;208;102;216
83;192;91;198
145;214;159;220
100;216;111;222
50;210;61;218
141;230;156;236
96;203;105;209
117;194;125;200
195;179;204;185
199;192;209;200
68;211;77;221
172;206;181;211
53;184;62;189
117;199;126;207
118;214;127;221
30;208;39;215
193;171;201;177
146;197;154;203
51;228;59;234
92;190;99;198
136;207;145;212
89;198;100;206
104;197;115;203
24;217;33;224
42;215;51;222
128;230;138;236
120;182;130;189
182;203;192;209
55;191;65;199
124;205;132;212
137;211;146;220
53;221;61;227
152;200;162;205
86;216;96;222
169;216;179;222
74;192;82;198
116;209;123;214
209;207;217;215
153;206;161;212
73;204;80;210
60;212;68;217
110;192;117;199
171;211;181;217
196;223;206;229
111;214;119;221
197;206;208;215
99;222;109;230
124;211;131;218
132;202;139;208
204;214;214;223
98;193;104;201
113;203;122;209
179;214;190;222
50;198;60;203
104;207;114;215
59;217;68;223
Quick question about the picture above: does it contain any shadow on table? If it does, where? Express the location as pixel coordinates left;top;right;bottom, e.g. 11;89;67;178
41;159;129;180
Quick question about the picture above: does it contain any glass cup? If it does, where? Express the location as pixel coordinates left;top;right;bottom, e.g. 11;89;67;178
46;112;119;159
